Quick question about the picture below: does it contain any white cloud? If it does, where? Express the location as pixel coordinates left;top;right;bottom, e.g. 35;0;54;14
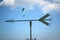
4;0;15;5
0;0;15;6
39;1;60;13
0;0;60;13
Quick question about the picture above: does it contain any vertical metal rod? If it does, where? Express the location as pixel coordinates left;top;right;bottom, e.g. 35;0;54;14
30;21;32;40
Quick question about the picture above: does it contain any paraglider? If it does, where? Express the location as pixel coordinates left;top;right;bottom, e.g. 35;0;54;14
22;8;25;12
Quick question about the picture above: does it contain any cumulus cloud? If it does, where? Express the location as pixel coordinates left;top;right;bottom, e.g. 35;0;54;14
0;0;15;6
0;0;60;13
39;1;60;13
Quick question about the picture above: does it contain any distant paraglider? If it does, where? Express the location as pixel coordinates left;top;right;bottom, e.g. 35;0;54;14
22;8;26;17
22;8;25;12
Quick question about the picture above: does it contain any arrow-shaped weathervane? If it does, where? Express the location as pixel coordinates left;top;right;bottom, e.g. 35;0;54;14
5;14;51;40
5;14;51;26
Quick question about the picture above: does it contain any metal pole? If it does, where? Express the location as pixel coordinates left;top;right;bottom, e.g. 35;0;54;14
30;21;32;40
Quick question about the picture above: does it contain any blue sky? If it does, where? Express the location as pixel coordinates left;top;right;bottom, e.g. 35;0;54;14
0;0;60;40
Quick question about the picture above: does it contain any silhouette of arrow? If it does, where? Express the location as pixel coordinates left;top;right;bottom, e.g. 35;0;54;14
5;14;50;26
39;14;50;26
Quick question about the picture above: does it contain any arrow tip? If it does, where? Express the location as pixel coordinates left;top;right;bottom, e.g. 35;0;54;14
5;20;14;22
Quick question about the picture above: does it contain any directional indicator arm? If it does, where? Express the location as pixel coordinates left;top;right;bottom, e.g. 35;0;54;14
39;14;50;26
5;14;50;26
5;19;38;22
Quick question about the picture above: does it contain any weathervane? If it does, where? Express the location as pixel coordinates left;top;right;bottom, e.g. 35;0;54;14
5;14;51;40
